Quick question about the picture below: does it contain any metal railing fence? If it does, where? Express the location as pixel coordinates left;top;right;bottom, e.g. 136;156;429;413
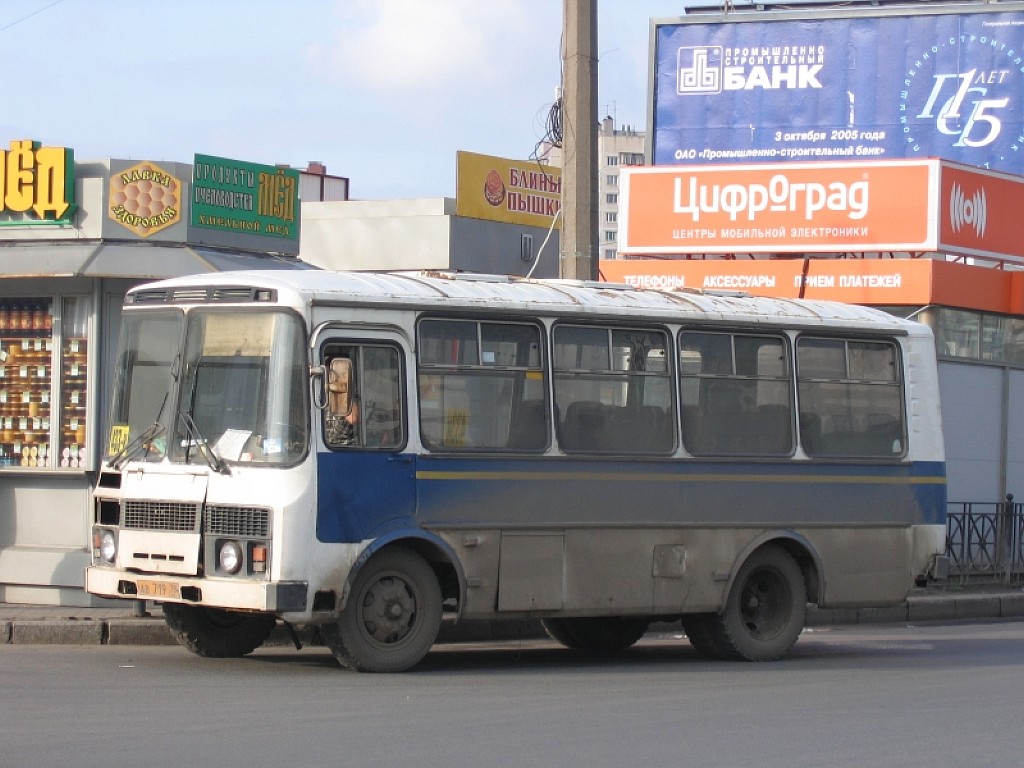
945;496;1024;585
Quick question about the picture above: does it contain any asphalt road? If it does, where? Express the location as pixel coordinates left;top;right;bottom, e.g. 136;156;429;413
2;621;1021;768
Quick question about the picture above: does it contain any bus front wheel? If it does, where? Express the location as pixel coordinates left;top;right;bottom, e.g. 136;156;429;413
709;546;806;661
322;548;442;673
162;604;277;658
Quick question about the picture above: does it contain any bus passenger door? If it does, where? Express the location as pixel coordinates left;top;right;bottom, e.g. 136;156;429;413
314;334;416;543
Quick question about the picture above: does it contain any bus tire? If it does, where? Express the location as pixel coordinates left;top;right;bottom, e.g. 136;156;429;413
682;614;727;659
541;616;649;652
708;546;806;661
322;548;442;673
162;604;277;658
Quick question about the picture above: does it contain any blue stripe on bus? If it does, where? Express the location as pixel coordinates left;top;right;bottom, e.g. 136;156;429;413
315;452;946;544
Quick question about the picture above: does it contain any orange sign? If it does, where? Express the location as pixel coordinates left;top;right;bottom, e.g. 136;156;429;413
600;257;1018;314
938;162;1024;264
620;160;936;255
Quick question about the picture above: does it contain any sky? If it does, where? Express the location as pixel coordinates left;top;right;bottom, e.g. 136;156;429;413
1;0;691;200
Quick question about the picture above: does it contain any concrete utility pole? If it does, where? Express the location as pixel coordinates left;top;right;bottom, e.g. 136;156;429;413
560;0;599;281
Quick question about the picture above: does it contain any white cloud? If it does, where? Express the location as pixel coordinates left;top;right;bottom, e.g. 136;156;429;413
309;0;543;91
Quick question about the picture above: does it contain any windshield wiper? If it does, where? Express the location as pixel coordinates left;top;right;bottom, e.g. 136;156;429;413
177;410;230;475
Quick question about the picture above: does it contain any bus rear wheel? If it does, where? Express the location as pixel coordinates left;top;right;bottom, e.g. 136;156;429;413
162;604;277;658
707;546;806;661
541;616;649;652
322;548;442;673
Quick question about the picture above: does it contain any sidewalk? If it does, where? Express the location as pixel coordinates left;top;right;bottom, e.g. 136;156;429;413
2;584;1023;647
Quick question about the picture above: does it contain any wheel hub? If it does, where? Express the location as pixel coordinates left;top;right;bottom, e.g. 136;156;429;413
360;576;415;644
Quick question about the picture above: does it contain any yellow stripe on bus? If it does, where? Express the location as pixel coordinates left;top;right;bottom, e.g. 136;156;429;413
415;470;946;485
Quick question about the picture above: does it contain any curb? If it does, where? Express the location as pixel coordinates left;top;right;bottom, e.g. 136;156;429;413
2;593;1022;647
807;591;1024;626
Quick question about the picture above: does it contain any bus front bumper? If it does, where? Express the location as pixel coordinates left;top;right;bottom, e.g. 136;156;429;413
84;567;308;614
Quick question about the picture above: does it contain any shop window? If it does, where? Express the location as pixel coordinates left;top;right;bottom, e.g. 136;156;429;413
0;299;54;467
936;308;980;359
60;297;90;467
0;295;92;469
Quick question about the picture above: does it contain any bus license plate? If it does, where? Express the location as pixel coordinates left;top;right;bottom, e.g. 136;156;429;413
136;579;180;599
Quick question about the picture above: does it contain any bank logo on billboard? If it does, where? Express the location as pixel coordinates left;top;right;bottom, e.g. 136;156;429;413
902;34;1023;165
677;44;823;95
949;182;987;238
678;46;722;94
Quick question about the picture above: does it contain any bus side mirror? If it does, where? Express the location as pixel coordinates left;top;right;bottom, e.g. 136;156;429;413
327;357;353;418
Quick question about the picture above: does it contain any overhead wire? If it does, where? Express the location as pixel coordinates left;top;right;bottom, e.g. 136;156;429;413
0;0;65;34
523;26;567;279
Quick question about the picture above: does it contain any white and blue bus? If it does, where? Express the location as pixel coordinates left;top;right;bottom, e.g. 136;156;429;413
86;270;947;671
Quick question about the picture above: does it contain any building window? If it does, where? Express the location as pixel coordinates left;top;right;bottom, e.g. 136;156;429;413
605;249;618;260
605;212;617;223
932;307;1024;364
621;153;645;166
605;230;617;242
606;193;618;205
606;156;618;166
606;175;618;186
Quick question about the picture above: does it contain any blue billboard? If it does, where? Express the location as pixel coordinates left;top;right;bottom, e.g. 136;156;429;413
651;5;1024;172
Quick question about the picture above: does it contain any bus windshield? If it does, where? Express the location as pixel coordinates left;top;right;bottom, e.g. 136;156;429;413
105;308;308;467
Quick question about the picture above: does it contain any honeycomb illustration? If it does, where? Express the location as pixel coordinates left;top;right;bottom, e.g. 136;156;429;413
108;160;181;238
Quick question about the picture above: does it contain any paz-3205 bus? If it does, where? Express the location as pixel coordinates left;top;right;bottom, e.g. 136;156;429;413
86;270;947;671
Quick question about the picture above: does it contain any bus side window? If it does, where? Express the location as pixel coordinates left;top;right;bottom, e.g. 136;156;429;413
323;345;404;450
553;325;675;455
796;338;904;458
679;331;793;457
361;346;403;448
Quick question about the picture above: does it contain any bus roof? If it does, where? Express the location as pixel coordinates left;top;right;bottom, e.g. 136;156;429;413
127;269;924;334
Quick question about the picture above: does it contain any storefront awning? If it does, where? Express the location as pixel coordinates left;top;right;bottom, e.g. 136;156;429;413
600;257;1024;314
0;241;315;279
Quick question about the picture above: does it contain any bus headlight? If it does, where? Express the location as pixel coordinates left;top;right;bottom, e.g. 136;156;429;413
219;541;243;574
98;530;117;564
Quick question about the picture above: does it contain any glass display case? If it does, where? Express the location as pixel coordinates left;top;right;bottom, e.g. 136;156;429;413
61;335;87;467
0;299;54;467
0;296;91;469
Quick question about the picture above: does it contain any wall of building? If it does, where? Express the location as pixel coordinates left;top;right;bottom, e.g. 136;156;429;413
299;198;559;277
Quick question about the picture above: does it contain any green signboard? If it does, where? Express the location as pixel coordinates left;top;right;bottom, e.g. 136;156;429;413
191;154;300;242
0;139;76;225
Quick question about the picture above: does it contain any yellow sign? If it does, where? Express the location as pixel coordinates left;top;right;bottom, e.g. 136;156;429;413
107;424;130;456
108;160;182;238
0;139;74;221
456;151;561;228
443;408;468;447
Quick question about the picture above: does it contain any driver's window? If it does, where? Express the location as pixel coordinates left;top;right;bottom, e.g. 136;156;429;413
323;343;404;450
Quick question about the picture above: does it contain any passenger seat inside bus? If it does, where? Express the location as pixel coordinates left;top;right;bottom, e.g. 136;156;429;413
506;400;549;450
560;401;605;452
